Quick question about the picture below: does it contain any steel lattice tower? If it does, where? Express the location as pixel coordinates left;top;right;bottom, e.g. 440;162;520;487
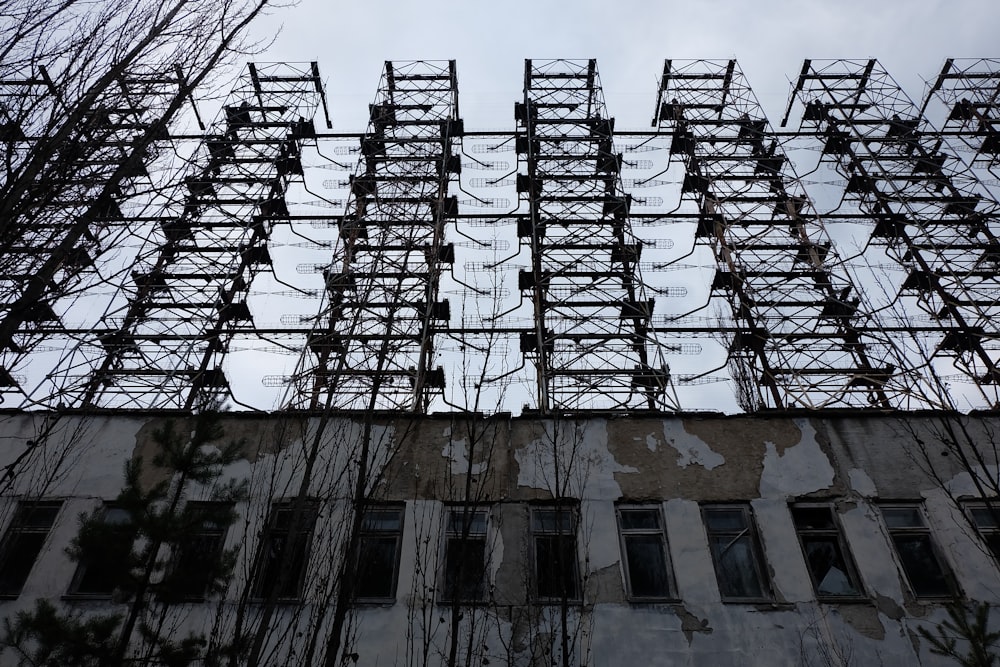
46;63;326;409
0;66;188;402
5;56;1000;414
517;59;678;412
784;59;1000;407
653;60;899;410
291;61;460;412
920;58;1000;202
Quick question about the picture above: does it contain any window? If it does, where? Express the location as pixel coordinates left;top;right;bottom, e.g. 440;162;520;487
531;505;579;600
702;504;769;601
441;507;487;602
164;502;233;601
965;501;1000;560
616;505;674;600
69;504;134;597
253;501;317;600
791;504;863;599
0;501;62;597
354;505;404;601
881;504;954;598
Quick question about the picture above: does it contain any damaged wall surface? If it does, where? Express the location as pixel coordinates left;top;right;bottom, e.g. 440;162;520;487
0;409;997;665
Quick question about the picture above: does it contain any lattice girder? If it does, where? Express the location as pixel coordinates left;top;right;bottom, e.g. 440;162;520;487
518;59;678;413
786;59;1000;399
656;59;900;410
294;61;459;413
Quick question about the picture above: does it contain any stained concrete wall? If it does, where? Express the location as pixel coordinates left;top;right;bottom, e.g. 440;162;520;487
0;410;996;666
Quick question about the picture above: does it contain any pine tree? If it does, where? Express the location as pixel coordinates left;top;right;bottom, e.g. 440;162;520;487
0;409;247;666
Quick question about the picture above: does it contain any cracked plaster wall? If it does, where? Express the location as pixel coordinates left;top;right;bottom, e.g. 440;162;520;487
0;411;998;665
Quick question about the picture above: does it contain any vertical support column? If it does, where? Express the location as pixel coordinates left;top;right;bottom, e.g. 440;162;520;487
519;59;678;413
655;59;897;410
785;59;1000;407
296;60;460;412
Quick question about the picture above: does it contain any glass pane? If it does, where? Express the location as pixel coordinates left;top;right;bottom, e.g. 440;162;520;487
535;534;578;598
356;535;398;598
791;506;836;530
710;534;763;599
704;508;748;533
17;504;60;530
104;507;131;525
0;532;46;596
443;537;486;600
986;534;1000;560
625;534;670;597
893;535;951;597
75;557;123;596
971;506;1000;529
883;507;924;529
532;509;573;533
801;537;860;597
447;509;487;535
171;531;226;599
363;509;402;532
620;509;660;531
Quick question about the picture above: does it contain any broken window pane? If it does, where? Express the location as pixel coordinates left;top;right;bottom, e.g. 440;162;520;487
532;506;579;600
702;505;768;601
882;505;952;598
0;501;62;597
442;507;487;602
617;506;673;599
355;506;404;600
791;505;862;598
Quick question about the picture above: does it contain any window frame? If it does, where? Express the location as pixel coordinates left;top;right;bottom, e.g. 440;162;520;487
963;500;1000;562
701;503;771;603
615;503;676;602
251;500;318;602
353;504;405;603
880;502;956;599
439;505;489;603
66;503;134;599
164;501;234;602
0;500;63;599
790;502;865;601
530;503;581;602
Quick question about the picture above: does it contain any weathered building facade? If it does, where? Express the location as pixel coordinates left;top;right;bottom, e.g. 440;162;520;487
0;409;996;665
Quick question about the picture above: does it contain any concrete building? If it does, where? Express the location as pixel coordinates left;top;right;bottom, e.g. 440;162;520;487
0;409;996;665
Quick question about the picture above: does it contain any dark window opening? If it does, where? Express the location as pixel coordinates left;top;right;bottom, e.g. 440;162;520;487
354;506;404;601
882;505;953;598
253;502;317;600
531;506;579;600
702;505;769;601
0;501;62;597
791;505;863;599
70;505;133;597
966;502;1000;561
164;502;233;601
617;506;673;599
442;508;487;602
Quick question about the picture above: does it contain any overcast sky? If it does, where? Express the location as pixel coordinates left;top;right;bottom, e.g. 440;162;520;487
251;0;1000;131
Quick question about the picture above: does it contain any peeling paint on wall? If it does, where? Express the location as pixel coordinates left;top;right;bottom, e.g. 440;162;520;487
759;419;835;496
664;421;725;470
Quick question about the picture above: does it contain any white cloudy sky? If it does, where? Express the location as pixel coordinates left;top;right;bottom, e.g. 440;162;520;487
251;0;999;131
